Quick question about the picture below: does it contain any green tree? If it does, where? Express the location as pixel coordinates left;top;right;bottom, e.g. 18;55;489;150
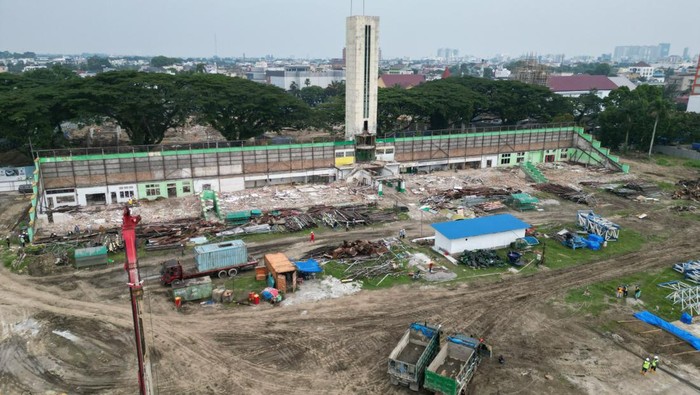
86;56;112;72
190;74;310;140
150;56;182;68
81;71;189;144
299;86;327;107
571;90;604;126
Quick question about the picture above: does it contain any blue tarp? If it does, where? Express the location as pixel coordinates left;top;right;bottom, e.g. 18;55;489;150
294;259;322;273
410;323;438;339
634;311;700;350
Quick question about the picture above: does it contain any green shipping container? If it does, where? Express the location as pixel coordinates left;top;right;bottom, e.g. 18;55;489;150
172;277;213;302
74;246;108;268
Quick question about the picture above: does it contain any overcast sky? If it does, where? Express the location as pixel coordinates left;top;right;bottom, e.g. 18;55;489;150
0;0;698;59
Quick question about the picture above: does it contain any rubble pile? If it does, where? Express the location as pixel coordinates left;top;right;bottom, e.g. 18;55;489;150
673;178;700;201
326;239;390;259
419;187;517;209
534;183;595;205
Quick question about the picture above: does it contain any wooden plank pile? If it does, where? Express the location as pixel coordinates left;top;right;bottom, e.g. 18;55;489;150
673;178;700;201
534;183;595;205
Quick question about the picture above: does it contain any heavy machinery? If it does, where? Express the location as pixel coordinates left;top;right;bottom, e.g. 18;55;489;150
388;322;441;391
122;206;153;395
424;334;491;395
160;240;258;286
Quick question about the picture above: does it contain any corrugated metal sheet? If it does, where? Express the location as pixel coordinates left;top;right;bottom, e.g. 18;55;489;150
194;240;248;272
264;253;296;274
173;277;212;301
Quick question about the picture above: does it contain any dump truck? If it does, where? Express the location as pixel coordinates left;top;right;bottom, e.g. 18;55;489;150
160;240;258;286
424;334;491;395
388;322;441;391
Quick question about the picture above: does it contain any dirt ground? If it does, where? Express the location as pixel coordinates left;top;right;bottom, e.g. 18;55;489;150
1;158;700;394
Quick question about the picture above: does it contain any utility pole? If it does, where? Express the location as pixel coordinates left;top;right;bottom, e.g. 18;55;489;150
123;207;154;395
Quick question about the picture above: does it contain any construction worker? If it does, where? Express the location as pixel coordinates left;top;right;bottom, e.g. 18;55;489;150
428;262;434;273
616;286;623;298
641;357;651;375
309;231;315;243
635;285;641;300
651;356;659;373
623;285;628;297
5;234;10;249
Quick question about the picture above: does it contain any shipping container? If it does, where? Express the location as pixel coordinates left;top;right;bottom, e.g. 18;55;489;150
74;246;108;268
172;276;213;302
194;240;248;272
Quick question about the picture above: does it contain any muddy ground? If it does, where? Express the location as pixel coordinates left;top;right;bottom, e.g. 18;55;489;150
1;158;699;394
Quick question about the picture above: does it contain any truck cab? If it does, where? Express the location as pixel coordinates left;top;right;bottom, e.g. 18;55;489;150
160;260;184;285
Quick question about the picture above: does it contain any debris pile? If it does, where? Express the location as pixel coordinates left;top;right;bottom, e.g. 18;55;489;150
534;183;595;205
420;187;517;209
140;219;227;250
673;178;700;201
457;249;506;269
325;240;390;260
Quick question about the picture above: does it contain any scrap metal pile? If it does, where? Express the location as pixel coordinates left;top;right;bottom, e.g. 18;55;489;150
673;178;700;201
140;219;228;250
318;239;391;260
534;183;595;205
420;187;518;210
306;203;396;228
604;182;662;199
458;249;506;269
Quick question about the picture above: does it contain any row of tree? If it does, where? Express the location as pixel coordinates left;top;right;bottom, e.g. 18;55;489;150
1;66;698;153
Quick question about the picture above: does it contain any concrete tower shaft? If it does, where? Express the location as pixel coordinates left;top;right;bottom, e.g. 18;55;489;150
345;15;379;141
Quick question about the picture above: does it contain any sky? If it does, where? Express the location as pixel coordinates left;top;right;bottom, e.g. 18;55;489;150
0;0;698;60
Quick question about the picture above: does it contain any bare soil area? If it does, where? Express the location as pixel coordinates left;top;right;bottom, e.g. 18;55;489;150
2;160;699;394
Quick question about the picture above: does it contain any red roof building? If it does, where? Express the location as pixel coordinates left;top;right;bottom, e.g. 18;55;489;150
442;67;451;79
547;75;621;98
378;74;426;89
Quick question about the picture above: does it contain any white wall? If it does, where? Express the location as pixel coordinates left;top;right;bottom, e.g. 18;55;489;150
481;155;498;168
107;184;137;204
219;177;245;192
77;186;108;206
436;229;527;255
194;179;221;193
688;96;700;114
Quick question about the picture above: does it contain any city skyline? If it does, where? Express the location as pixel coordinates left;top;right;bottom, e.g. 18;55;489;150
0;0;698;60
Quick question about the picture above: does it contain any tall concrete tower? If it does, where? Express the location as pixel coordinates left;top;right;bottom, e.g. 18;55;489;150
345;15;379;161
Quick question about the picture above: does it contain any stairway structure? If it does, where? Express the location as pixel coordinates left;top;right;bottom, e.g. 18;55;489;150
521;162;548;183
571;130;630;173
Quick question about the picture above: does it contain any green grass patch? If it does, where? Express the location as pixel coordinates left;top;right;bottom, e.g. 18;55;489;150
683;159;700;169
542;227;648;270
2;249;15;269
221;270;263;301
657;181;676;191
655;158;671;166
565;268;687;321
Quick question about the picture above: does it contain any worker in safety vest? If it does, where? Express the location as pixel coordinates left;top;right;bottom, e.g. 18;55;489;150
651;356;659;373
641;357;651;375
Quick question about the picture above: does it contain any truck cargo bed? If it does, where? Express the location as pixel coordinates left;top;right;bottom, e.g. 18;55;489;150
397;342;427;365
434;355;463;378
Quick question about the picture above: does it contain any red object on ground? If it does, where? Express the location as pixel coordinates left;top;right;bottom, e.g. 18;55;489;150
253;294;260;305
174;297;182;309
310;232;315;242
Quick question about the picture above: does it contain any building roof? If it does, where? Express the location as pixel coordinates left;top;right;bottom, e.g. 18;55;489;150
547;75;618;92
608;76;637;90
431;214;531;239
632;61;652;67
378;74;426;89
264;253;296;273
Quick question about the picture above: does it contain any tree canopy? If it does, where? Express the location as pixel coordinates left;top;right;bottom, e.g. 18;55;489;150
1;66;697;155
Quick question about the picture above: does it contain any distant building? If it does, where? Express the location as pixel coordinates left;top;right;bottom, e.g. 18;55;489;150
629;62;654;79
613;43;668;62
266;65;345;90
667;72;696;93
431;214;531;255
377;74;425;89
547;75;634;98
